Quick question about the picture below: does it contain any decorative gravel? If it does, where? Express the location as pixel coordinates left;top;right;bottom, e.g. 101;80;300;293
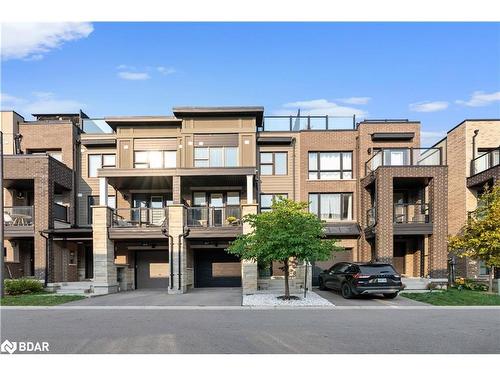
243;291;334;307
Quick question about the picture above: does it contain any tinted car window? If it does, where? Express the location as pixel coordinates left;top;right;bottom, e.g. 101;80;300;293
359;265;397;275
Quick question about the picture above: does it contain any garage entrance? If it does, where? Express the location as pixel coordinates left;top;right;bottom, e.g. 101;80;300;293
194;249;241;287
135;251;169;289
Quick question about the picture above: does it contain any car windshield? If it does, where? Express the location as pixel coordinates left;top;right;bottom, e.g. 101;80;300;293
358;265;396;275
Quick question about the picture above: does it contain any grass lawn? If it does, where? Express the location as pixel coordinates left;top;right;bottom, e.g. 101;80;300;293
1;293;86;306
401;288;500;306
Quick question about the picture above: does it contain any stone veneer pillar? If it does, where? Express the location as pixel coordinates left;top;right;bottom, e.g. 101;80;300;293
92;205;118;294
241;204;258;294
168;204;187;294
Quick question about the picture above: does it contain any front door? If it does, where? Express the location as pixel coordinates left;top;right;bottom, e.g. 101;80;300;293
393;241;406;275
136;251;169;289
85;245;93;279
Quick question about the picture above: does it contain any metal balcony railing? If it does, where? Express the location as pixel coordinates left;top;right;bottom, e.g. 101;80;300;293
393;203;430;224
54;203;69;222
366;207;376;227
186;206;242;227
365;147;442;175
3;206;34;226
261;115;356;132
471;147;500;176
112;208;168;228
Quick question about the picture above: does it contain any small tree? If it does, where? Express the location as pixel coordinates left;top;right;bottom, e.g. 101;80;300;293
227;198;342;299
449;182;500;293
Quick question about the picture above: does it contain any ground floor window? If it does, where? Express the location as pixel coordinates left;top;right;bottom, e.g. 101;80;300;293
479;260;490;276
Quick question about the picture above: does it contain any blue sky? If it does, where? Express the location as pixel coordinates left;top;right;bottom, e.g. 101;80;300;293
1;22;499;145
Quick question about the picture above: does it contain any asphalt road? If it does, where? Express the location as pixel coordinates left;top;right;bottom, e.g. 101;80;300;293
2;308;499;354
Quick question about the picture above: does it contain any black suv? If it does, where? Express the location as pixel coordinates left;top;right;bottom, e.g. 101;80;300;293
318;262;404;299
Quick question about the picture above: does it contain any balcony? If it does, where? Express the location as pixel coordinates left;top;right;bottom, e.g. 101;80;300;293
186;206;243;238
112;208;168;228
109;207;168;239
470;147;499;176
365;148;442;175
394;203;430;224
3;206;34;237
261;115;356;132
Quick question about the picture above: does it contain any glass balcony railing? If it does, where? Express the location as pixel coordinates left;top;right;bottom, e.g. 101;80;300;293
112;208;168;228
82;119;114;134
186;206;242;227
365;148;443;174
261;115;356;132
4;206;34;226
471;147;500;176
393;203;430;224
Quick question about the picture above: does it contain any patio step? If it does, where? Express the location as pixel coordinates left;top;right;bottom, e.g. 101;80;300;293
47;281;94;295
402;277;429;290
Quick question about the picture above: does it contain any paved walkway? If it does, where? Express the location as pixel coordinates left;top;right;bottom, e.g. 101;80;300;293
314;288;429;306
65;288;242;306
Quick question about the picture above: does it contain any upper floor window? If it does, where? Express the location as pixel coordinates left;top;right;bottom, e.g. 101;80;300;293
194;147;238;167
309;193;353;221
134;150;176;169
260;193;288;212
308;151;352;180
88;154;115;177
260;152;287;175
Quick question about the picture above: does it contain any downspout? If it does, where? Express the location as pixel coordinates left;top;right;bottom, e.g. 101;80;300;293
39;231;50;287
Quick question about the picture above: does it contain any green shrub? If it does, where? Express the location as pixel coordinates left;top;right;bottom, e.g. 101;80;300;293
4;278;44;295
455;277;488;292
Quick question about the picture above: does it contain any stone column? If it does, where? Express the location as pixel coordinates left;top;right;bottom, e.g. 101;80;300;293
246;175;254;204
99;177;108;206
172;176;181;205
92;205;118;294
241;203;258;294
168;204;187;294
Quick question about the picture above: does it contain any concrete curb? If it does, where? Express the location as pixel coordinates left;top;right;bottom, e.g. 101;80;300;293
2;305;500;310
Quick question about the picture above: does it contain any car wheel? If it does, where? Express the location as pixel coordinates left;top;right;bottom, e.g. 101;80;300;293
318;278;327;291
341;283;353;299
383;292;398;299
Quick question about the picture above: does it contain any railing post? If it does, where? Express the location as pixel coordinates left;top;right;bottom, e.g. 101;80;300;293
307;116;311;130
326;115;329;130
353;115;356;129
289;116;292;132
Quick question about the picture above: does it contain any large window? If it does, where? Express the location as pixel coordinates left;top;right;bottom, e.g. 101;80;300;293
88;154;116;177
260;193;288;212
309;193;353;221
260;152;287;175
87;195;116;224
308;152;352;180
134;151;176;169
194;147;238;167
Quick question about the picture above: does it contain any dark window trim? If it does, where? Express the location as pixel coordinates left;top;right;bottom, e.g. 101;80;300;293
259;151;288;176
308;151;353;180
191;191;241;207
88;153;116;177
308;192;353;221
259;193;288;211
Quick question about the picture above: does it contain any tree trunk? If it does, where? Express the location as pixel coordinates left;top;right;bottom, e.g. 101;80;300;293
283;258;290;299
489;266;495;294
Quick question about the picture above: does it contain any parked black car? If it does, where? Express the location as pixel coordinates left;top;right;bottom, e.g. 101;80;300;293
318;262;404;299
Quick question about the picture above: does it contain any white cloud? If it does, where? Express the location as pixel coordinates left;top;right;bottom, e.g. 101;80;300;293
157;66;176;75
0;92;84;116
276;99;367;117
421;131;446;146
1;22;93;60
117;71;151;81
409;101;449;112
456;91;500;107
338;97;371;105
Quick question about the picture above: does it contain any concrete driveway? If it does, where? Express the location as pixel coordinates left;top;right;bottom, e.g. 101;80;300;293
65;288;242;306
314;287;428;306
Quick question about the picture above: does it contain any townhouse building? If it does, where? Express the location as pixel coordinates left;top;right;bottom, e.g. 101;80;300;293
1;108;498;294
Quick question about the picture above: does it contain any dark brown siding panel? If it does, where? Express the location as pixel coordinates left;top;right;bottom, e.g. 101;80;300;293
193;134;239;147
134;138;178;150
